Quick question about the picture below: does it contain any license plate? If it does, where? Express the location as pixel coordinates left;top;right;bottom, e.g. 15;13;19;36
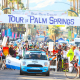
30;68;40;70
32;61;38;63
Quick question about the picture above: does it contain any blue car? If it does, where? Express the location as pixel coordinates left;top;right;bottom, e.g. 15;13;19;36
20;50;50;76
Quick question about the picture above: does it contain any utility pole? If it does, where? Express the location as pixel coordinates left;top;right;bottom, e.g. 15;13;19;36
2;0;3;30
25;0;29;41
27;0;29;9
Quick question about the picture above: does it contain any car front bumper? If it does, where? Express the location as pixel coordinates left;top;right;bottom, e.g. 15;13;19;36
21;66;49;74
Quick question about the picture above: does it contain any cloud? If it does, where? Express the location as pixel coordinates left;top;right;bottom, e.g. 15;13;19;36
30;0;56;9
29;0;44;4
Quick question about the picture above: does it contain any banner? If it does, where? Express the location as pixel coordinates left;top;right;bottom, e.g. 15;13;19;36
7;28;11;37
72;33;74;39
74;34;77;38
2;29;5;37
68;31;71;41
0;14;80;26
12;32;14;38
15;33;17;39
19;34;21;38
5;30;7;37
3;47;9;56
48;42;54;51
6;57;20;70
11;10;68;16
2;36;7;47
14;33;15;38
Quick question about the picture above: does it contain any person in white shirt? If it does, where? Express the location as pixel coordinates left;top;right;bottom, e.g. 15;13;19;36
74;46;80;78
61;46;68;70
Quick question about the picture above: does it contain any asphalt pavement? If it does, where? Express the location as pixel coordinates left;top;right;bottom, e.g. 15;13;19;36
0;69;80;80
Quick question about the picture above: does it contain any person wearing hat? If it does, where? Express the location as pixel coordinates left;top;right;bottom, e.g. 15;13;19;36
29;44;32;49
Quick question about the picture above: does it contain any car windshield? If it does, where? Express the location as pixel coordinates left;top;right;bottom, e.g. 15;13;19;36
23;52;47;60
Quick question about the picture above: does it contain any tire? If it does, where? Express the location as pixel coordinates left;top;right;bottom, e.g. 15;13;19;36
46;71;49;76
65;66;78;79
20;68;24;75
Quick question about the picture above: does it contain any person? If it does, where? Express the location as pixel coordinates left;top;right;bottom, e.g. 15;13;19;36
53;47;58;55
9;44;15;57
67;45;76;61
17;45;22;58
37;54;41;59
25;41;29;48
34;45;37;49
0;45;3;62
61;46;68;70
58;45;62;53
74;46;80;78
67;45;76;72
29;44;33;49
62;43;66;50
13;43;18;57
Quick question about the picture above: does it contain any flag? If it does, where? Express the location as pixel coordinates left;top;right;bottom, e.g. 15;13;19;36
12;32;14;38
2;29;5;37
5;30;7;37
15;33;17;39
7;28;11;37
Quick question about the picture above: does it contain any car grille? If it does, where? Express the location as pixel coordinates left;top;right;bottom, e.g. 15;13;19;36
27;64;43;67
27;70;42;72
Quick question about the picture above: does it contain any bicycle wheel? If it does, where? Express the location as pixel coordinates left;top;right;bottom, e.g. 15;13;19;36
65;66;78;79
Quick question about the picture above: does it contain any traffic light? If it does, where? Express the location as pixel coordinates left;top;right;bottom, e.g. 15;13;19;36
34;25;36;29
47;27;49;31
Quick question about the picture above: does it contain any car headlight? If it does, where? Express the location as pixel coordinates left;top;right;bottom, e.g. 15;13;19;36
44;62;48;66
22;61;26;65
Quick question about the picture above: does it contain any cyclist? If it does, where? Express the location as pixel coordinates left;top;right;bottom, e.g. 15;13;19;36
74;45;80;78
67;45;76;72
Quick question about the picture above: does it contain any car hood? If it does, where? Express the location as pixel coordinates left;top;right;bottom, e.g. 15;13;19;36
20;59;50;67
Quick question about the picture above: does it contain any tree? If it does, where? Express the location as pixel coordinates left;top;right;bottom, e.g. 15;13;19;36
48;25;60;41
20;3;24;9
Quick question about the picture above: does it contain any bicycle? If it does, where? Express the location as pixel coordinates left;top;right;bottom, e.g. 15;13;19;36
65;60;78;79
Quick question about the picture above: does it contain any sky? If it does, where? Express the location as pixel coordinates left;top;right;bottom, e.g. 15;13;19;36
0;0;71;11
22;0;70;11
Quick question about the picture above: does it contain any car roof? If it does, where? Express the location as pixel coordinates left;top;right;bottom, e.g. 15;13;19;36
26;49;45;53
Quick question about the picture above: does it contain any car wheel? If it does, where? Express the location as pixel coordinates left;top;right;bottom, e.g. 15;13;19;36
46;71;49;76
20;68;24;75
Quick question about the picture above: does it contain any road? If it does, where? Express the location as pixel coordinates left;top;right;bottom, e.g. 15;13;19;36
0;70;80;80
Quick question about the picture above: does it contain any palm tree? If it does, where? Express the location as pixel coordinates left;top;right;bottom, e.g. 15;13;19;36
77;0;78;14
15;0;21;10
15;0;21;28
48;25;60;41
2;0;3;9
20;3;24;9
73;0;75;11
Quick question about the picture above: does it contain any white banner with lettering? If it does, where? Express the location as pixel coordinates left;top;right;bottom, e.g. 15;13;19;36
11;10;68;16
0;14;80;26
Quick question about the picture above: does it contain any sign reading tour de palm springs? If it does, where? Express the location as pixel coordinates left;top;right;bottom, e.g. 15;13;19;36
0;14;80;26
